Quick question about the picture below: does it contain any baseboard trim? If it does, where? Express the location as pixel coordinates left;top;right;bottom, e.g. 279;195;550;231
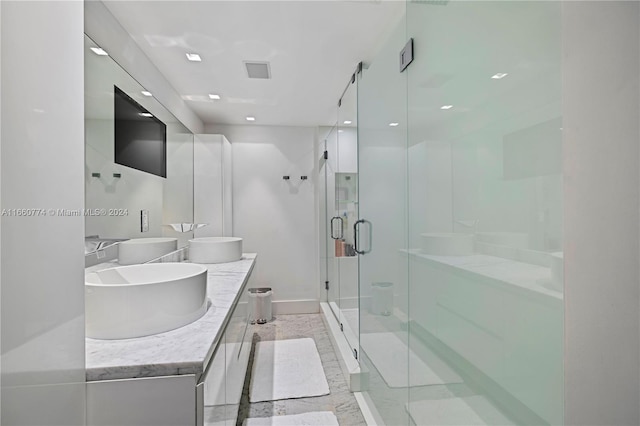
272;299;319;315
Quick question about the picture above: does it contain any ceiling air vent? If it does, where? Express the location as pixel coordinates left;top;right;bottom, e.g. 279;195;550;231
244;61;271;79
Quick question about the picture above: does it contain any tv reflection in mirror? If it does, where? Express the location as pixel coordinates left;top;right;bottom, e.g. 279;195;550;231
114;85;167;178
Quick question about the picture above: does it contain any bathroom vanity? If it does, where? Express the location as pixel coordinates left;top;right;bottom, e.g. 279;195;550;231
85;254;256;426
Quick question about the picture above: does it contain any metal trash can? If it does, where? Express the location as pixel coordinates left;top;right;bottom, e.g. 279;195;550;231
249;287;273;324
371;282;393;316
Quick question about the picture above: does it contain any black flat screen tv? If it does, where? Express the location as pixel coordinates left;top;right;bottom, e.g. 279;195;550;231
114;85;167;178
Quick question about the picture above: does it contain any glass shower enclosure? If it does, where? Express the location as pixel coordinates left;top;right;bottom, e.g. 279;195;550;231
355;1;563;425
321;69;360;359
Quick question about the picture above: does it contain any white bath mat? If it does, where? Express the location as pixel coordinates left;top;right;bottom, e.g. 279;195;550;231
360;332;462;388
243;411;339;426
407;396;513;425
249;338;330;402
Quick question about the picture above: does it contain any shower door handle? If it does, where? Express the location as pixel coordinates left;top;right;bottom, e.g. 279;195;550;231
354;219;372;255
330;216;344;240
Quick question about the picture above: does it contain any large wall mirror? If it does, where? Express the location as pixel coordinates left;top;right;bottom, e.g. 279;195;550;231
84;34;194;257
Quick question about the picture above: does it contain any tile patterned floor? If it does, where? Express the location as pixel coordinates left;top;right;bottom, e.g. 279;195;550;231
236;314;366;426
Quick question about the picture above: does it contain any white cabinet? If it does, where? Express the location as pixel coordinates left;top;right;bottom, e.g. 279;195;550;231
202;281;253;426
202;340;226;423
194;134;233;237
225;284;252;425
87;278;253;426
87;375;197;426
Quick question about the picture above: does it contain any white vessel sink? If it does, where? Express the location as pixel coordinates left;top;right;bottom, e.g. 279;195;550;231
475;232;529;249
118;237;178;265
421;233;474;256
85;263;208;339
189;237;243;264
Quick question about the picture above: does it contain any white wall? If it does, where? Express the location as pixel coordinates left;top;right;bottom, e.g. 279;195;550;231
84;0;203;135
206;124;319;313
0;3;3;417
563;2;640;424
1;2;86;424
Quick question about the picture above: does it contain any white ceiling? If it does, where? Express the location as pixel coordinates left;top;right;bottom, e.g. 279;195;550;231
102;1;404;127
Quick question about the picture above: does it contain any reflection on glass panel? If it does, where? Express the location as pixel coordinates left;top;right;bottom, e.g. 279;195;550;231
357;13;409;426
357;1;562;425
324;125;341;320
406;1;562;426
84;34;195;256
319;131;330;316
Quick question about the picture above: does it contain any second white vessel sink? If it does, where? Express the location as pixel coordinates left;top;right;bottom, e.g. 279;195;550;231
118;237;178;265
189;237;243;264
421;233;474;256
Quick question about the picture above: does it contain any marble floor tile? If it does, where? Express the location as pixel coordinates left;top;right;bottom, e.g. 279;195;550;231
237;314;366;426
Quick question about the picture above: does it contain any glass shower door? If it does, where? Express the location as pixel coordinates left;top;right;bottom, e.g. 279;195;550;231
356;15;409;425
356;1;562;424
322;125;340;319
404;1;563;425
321;72;361;358
335;73;360;354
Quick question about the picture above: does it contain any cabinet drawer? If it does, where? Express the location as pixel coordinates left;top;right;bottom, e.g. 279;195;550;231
87;375;196;426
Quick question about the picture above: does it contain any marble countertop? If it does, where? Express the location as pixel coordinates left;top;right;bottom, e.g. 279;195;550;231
401;249;562;302
85;254;257;382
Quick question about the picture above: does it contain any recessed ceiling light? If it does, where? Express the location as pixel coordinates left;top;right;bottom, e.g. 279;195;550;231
440;105;453;110
186;53;201;62
90;47;108;56
389;122;399;127
208;94;221;100
491;73;508;79
246;116;256;121
141;91;153;97
338;130;344;133
343;120;352;125
138;112;153;118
